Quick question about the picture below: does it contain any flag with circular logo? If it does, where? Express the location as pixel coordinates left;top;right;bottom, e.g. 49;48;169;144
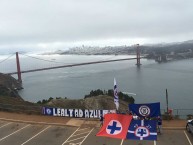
42;107;54;115
96;113;133;139
129;102;160;118
127;119;157;141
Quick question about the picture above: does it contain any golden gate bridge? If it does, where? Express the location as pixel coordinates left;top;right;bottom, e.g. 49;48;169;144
0;45;144;82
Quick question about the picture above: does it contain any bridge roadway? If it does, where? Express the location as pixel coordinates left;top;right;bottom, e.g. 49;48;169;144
0;112;192;145
7;57;145;75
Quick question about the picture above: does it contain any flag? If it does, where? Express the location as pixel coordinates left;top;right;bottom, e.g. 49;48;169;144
114;78;119;110
129;102;160;118
96;113;132;139
127;120;157;141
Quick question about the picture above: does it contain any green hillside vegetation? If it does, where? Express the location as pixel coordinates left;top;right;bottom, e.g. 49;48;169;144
37;89;135;105
38;89;135;113
84;89;135;104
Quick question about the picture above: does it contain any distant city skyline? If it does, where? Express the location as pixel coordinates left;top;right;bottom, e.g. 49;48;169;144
0;0;193;53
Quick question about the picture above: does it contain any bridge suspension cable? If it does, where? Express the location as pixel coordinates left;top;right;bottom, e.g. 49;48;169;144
19;52;128;65
3;51;145;82
0;53;15;64
19;53;63;64
7;57;145;75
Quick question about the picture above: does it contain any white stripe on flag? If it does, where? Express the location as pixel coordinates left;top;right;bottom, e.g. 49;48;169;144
150;133;157;135
141;120;144;126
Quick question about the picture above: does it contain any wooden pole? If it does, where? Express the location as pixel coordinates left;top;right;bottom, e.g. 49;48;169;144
166;89;168;114
166;89;169;120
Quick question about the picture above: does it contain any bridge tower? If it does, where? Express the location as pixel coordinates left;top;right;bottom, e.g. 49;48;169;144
136;44;141;66
16;52;22;82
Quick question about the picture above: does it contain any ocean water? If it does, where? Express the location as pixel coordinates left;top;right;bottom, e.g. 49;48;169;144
0;54;193;113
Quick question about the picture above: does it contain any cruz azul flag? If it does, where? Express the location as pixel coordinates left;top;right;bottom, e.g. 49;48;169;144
129;102;160;118
96;113;132;139
114;78;119;110
127;120;157;141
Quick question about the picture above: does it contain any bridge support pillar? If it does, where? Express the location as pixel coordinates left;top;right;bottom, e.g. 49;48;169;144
136;44;141;66
16;52;22;82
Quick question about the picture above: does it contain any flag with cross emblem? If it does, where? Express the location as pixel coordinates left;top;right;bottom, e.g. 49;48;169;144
96;113;132;139
127;119;157;141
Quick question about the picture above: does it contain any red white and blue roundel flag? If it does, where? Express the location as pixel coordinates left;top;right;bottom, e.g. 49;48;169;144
96;113;132;139
127;120;157;141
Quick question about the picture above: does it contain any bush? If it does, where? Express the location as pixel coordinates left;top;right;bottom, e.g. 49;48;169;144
162;112;173;120
37;97;53;104
187;114;193;120
84;89;135;104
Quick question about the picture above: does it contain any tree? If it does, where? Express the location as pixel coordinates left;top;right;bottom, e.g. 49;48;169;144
83;89;135;104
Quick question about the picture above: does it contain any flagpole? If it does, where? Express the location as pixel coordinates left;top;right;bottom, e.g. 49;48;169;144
166;89;169;119
120;139;124;145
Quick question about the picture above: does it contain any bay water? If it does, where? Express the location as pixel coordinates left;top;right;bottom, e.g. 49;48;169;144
0;54;193;115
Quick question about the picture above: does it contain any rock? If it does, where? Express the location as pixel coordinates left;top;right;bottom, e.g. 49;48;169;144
0;73;23;98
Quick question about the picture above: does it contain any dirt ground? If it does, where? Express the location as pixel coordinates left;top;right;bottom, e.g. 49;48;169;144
0;111;71;124
0;111;187;128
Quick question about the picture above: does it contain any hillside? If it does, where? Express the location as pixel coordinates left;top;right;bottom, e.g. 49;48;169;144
47;95;130;113
0;73;41;114
0;73;131;114
0;73;23;98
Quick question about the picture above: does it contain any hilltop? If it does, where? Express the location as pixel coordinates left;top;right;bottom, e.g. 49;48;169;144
46;95;130;113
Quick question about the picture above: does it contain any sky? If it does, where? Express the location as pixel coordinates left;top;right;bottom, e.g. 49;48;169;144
0;0;193;53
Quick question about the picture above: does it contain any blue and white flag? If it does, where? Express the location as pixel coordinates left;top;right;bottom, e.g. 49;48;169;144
129;102;160;118
127;120;157;141
114;78;119;110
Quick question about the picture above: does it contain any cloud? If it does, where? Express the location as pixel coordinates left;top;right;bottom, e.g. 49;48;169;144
0;0;193;51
